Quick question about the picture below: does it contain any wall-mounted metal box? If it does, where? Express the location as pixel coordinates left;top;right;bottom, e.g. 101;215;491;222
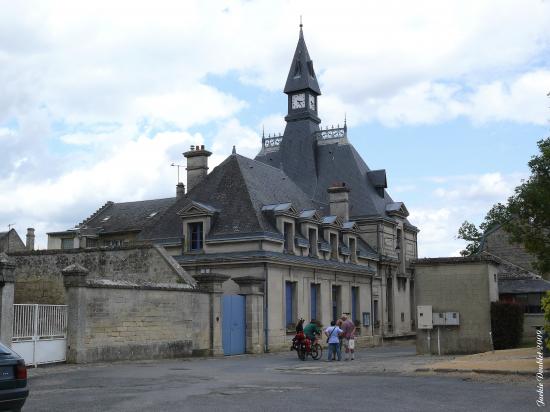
432;312;446;326
445;312;460;326
417;305;433;329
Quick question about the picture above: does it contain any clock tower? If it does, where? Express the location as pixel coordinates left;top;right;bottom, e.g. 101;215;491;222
278;24;322;196
284;24;321;124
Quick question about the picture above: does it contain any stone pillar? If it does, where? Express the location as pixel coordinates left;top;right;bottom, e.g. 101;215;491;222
62;263;89;363
233;276;265;354
0;253;15;347
193;273;229;356
25;228;35;251
176;182;185;199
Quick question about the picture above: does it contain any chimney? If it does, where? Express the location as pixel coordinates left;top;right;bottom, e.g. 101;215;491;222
176;182;186;199
183;144;212;192
327;183;351;221
26;228;35;250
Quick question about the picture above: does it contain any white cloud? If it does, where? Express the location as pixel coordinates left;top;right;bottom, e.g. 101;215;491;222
1;0;549;248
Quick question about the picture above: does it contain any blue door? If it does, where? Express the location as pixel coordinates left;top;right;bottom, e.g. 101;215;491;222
222;295;246;355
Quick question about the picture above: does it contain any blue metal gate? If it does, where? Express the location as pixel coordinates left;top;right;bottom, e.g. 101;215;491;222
222;295;246;355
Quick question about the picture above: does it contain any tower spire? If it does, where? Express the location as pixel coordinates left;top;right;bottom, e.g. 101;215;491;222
283;24;321;95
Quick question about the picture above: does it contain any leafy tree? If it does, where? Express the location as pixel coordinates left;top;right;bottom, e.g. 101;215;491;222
504;138;550;274
542;291;550;350
458;138;549;268
457;203;509;256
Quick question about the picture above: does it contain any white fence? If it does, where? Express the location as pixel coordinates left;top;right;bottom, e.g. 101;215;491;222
13;304;67;366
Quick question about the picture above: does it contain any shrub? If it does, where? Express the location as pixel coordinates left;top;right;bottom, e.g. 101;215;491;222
491;301;524;350
541;291;550;350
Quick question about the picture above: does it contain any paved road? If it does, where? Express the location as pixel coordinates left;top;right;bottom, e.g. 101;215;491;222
25;345;541;411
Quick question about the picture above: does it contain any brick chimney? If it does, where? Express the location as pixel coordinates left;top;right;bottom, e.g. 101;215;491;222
327;183;351;221
26;228;35;250
183;144;212;192
176;182;185;199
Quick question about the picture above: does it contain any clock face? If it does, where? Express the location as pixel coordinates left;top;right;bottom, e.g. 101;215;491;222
309;95;316;111
291;93;306;109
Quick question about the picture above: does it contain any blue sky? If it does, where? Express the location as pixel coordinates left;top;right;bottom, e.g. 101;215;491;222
0;0;549;255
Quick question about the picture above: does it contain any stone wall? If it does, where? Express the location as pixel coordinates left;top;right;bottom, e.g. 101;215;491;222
10;244;193;304
0;230;25;254
483;226;538;274
414;257;500;355
523;314;544;341
68;283;209;362
62;265;221;363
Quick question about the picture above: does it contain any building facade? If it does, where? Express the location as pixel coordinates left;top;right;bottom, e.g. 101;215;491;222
47;27;419;352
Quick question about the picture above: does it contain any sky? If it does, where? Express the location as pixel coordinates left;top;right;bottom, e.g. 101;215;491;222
1;0;549;256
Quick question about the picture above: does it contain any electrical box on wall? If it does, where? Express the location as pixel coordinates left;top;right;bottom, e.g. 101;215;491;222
445;312;460;325
417;305;433;329
432;312;445;326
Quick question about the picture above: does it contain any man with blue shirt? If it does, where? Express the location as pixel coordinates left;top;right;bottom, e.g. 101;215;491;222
325;321;343;361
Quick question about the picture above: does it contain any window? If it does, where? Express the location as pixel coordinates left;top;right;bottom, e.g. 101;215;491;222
61;238;73;250
373;299;379;328
285;281;296;330
332;285;341;322
349;237;357;262
330;232;338;260
310;284;320;320
86;238;98;248
351;287;359;324
283;222;293;252
308;228;318;257
189;222;204;251
397;277;407;291
401;312;405;322
104;239;124;247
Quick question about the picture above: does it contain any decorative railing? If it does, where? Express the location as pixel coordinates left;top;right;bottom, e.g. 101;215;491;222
262;133;283;148
314;125;347;141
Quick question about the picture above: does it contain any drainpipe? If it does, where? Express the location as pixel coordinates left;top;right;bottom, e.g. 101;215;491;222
370;275;374;342
263;262;269;352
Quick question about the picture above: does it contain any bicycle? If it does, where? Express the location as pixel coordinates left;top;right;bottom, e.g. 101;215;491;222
296;336;323;361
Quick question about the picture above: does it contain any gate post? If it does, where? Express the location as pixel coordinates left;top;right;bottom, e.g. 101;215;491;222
233;276;264;354
0;253;15;347
62;263;89;363
193;273;230;356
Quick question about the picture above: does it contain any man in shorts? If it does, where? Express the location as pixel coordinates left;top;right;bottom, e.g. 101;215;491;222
341;313;356;360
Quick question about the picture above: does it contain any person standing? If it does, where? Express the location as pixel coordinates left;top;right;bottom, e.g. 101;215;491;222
325;321;343;361
341;313;356;360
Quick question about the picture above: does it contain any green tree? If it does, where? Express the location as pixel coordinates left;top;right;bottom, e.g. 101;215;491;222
542;291;550;350
504;138;550;274
457;203;509;256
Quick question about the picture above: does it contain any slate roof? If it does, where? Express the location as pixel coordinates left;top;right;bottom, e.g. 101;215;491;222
256;135;413;224
284;27;321;95
56;197;177;237
499;279;550;294
140;154;321;241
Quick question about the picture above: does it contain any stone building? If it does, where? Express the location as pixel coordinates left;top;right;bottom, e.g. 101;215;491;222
479;224;550;339
0;228;34;253
414;256;500;355
47;26;419;353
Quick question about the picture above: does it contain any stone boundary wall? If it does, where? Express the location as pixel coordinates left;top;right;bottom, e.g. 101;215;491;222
64;275;211;363
10;245;191;304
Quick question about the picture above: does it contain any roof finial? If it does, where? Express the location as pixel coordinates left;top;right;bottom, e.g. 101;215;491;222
232;145;236;155
262;124;265;139
299;15;303;28
344;113;347;131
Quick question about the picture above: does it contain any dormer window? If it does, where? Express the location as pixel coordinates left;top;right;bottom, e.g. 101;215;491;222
189;222;204;251
148;212;158;218
283;222;293;252
101;216;111;222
